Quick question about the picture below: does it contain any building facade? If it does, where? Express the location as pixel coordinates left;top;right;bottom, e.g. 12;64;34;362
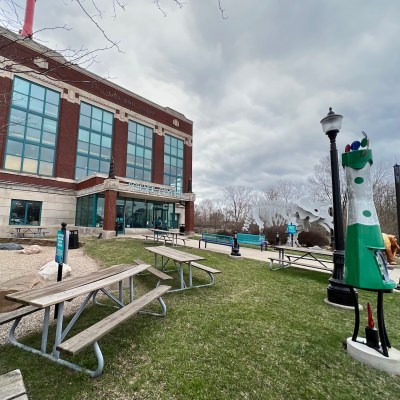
0;28;195;237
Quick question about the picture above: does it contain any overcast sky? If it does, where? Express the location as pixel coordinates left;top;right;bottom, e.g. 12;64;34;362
25;0;400;200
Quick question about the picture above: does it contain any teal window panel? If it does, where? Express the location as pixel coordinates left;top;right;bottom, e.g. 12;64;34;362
4;77;59;176
126;120;153;182
9;199;42;225
75;102;114;179
164;133;184;192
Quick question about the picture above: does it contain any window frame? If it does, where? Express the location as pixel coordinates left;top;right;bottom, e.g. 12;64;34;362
75;102;114;180
4;77;60;177
126;120;153;182
163;133;184;192
9;199;42;225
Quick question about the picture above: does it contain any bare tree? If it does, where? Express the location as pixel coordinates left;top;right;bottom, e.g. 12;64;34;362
263;179;309;204
308;155;397;234
222;185;254;224
0;0;227;79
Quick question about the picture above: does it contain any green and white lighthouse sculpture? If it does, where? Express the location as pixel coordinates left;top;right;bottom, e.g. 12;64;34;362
342;134;396;290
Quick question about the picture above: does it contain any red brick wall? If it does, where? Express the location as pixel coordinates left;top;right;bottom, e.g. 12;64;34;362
185;201;195;233
76;176;104;190
0;76;13;166
0;171;75;189
55;98;79;179
113;118;128;177
153;133;164;184
103;190;117;231
184;143;193;193
0;35;193;136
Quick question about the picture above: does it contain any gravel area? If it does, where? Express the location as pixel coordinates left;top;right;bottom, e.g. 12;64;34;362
0;245;100;346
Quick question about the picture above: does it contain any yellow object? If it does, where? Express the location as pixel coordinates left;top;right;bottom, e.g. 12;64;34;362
382;233;400;265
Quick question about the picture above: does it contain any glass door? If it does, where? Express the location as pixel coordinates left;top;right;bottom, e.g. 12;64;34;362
154;206;168;230
116;204;125;234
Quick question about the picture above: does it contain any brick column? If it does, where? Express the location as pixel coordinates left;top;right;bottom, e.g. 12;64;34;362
183;141;193;193
113;117;128;177
153;131;164;184
55;97;80;179
103;188;117;237
0;76;13;165
185;201;195;234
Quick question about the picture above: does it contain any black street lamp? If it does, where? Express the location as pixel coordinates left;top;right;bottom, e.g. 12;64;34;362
320;108;355;307
394;164;400;240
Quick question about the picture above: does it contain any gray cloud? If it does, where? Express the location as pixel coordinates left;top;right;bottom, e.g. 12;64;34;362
28;0;400;200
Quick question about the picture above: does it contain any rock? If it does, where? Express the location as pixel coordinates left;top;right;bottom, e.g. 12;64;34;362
0;243;24;250
38;260;71;281
0;275;46;312
18;245;42;255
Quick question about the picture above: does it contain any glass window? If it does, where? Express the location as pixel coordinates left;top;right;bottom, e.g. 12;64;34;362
164;133;184;192
31;85;45;100
75;194;105;227
126;120;153;182
75;102;114;179
9;199;42;225
4;77;60;176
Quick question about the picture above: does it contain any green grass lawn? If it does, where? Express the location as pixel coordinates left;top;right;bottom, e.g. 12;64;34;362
1;238;400;399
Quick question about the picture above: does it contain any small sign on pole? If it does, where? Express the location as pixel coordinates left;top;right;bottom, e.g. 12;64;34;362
54;222;69;319
287;223;297;235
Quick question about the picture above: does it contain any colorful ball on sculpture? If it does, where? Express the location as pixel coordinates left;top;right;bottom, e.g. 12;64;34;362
351;141;361;151
345;144;351;152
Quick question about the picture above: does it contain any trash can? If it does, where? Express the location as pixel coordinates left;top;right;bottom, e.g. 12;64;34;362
68;230;79;249
179;224;185;235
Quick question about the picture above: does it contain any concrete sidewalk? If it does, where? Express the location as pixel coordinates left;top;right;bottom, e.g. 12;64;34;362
126;233;400;287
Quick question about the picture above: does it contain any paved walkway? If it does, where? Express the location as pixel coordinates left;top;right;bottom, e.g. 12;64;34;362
126;233;400;287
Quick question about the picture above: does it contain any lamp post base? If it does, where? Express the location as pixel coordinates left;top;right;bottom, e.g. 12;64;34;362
326;279;357;307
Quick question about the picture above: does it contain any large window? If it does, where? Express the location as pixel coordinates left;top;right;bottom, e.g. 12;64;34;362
75;102;113;180
164;134;184;192
4;77;60;176
126;121;153;182
75;194;104;227
9;199;42;225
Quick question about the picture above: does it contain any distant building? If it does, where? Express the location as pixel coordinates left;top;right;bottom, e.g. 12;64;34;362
0;27;195;237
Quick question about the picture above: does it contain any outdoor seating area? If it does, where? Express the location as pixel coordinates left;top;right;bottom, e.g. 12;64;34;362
7;227;50;238
143;229;187;246
269;245;334;272
198;232;233;248
1;263;172;377
237;233;268;251
1;237;400;399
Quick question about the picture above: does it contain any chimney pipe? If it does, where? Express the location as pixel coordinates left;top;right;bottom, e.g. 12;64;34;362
20;0;36;38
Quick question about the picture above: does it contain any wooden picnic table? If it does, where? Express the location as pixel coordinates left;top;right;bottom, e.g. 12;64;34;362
11;226;49;238
146;246;222;292
270;245;334;271
148;228;184;246
3;263;171;377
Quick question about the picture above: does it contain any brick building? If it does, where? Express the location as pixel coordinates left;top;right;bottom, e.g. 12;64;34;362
0;27;195;238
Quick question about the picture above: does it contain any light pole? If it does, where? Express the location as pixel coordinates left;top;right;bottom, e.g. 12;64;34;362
394;164;400;240
320;108;355;307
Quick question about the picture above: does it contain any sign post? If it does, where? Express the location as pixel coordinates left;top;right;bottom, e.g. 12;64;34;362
54;222;69;319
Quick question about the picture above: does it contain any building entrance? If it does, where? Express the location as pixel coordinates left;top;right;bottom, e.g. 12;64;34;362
154;206;168;230
116;204;124;234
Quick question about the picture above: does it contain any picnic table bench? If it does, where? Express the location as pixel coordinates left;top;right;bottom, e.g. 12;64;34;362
269;245;333;272
143;229;186;246
10;227;50;238
146;246;221;291
237;233;268;251
2;263;172;377
199;233;233;249
0;369;28;400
